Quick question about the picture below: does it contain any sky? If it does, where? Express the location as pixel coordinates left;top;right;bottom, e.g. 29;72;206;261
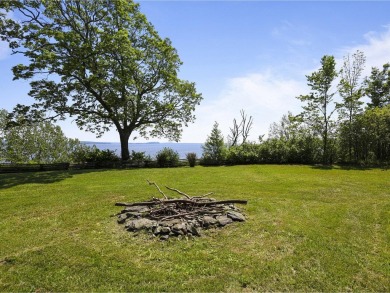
1;1;390;143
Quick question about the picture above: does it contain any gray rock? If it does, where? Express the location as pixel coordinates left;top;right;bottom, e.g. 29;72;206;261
172;222;186;235
160;235;169;241
124;206;150;213
216;215;233;226
153;226;162;235
126;218;156;231
126;212;142;218
117;213;129;224
202;216;218;227
160;226;171;234
227;211;246;222
188;224;201;236
162;219;182;227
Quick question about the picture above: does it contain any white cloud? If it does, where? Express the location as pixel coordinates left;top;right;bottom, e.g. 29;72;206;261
181;72;306;143
338;25;390;75
55;25;390;144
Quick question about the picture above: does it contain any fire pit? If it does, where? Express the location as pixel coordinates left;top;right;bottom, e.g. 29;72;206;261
114;180;248;240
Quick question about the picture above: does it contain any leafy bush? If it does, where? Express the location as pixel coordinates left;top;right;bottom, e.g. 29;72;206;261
186;152;197;167
156;147;179;167
225;136;323;165
72;145;120;163
225;143;262;165
131;150;147;162
129;150;152;167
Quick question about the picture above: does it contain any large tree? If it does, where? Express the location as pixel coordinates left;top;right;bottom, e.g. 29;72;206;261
297;55;338;164
337;50;366;162
0;0;202;160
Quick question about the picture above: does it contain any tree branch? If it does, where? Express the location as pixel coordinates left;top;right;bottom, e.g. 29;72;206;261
147;180;168;199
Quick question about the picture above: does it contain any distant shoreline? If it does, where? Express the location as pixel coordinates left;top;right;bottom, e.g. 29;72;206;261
81;141;203;159
81;141;202;145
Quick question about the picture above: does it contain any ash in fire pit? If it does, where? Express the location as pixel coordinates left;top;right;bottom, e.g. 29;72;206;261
114;180;247;240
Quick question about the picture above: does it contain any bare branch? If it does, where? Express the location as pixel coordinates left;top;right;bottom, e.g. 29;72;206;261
115;199;248;207
165;186;191;199
241;109;253;144
192;192;214;199
146;180;168;199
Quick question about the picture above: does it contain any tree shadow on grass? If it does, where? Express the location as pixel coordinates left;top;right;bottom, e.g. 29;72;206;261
0;171;72;190
0;169;120;190
310;164;374;171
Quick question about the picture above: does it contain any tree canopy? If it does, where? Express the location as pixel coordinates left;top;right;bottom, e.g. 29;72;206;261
0;0;202;160
0;109;82;164
364;63;390;108
297;55;338;164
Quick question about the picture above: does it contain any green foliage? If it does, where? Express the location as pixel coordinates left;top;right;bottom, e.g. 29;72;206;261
0;109;7;160
364;63;390;108
337;50;366;162
1;110;83;164
337;50;366;119
201;122;227;166
73;145;120;163
225;143;262;165
225;136;322;165
128;150;151;167
156;147;179;167
0;0;202;160
186;152;197;167
297;55;338;164
130;150;147;162
338;105;390;164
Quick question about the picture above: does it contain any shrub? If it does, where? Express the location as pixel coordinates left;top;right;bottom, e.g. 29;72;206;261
131;150;146;162
201;122;227;166
225;143;262;165
156;147;179;168
72;145;120;163
129;150;153;167
186;152;197;167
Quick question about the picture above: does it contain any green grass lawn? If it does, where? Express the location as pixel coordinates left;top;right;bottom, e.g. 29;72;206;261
0;165;389;291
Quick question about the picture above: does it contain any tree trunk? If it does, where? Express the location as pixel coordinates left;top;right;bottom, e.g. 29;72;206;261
119;130;131;161
323;121;328;165
348;108;353;162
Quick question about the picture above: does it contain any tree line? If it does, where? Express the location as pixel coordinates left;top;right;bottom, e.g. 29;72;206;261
202;52;390;166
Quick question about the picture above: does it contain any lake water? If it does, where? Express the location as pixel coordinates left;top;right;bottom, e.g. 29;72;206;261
83;142;203;159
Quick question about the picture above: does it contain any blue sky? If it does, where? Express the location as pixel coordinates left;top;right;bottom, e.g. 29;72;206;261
1;1;390;143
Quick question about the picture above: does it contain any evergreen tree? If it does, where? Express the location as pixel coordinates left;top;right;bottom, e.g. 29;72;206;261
201;122;226;165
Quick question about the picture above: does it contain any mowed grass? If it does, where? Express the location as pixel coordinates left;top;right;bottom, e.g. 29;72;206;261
0;165;389;292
